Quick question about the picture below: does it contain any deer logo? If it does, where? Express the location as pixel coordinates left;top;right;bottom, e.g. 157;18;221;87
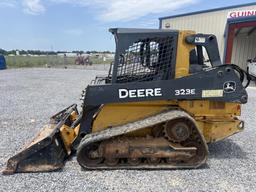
223;81;236;93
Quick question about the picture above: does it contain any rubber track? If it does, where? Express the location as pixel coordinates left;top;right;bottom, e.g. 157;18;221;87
77;109;208;169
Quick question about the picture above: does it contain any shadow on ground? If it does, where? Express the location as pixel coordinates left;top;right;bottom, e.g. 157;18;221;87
208;139;247;160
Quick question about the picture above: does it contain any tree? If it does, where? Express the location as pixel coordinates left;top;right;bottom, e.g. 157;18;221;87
0;48;7;55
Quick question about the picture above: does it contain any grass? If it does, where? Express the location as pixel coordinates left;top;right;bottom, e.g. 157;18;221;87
5;55;113;68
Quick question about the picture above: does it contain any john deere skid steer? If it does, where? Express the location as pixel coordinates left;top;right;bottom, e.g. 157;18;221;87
3;28;255;174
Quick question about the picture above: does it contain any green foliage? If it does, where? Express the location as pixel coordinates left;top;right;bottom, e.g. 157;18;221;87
0;49;8;55
6;55;113;68
0;48;114;68
0;48;114;56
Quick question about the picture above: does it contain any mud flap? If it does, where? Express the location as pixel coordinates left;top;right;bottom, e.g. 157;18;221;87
3;104;78;175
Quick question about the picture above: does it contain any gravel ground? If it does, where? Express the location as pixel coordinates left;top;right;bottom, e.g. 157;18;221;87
0;68;256;192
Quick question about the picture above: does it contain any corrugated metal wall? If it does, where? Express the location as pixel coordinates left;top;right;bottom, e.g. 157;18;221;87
161;5;256;63
232;31;256;69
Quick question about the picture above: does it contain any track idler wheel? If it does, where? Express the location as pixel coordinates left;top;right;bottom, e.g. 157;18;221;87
127;158;140;166
147;157;161;164
105;158;119;166
164;120;191;143
77;143;103;167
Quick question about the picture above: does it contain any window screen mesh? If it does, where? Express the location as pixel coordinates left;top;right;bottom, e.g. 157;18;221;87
115;36;176;83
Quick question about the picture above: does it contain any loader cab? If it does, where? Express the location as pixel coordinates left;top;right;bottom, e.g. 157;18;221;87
108;28;222;84
108;28;179;84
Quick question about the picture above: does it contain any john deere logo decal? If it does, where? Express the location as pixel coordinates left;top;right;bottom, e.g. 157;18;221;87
223;81;236;93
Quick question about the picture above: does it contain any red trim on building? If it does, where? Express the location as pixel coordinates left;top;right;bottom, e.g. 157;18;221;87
225;25;235;63
225;21;256;63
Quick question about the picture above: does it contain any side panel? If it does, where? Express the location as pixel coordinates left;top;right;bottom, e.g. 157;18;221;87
180;100;242;142
196;118;242;143
178;100;241;116
92;101;172;133
91;100;242;143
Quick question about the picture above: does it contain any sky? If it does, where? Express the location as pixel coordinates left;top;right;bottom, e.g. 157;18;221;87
0;0;255;52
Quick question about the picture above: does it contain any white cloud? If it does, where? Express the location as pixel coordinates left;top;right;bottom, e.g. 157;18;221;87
22;0;45;15
137;19;158;28
20;0;197;20
0;0;17;7
50;0;197;22
100;0;196;22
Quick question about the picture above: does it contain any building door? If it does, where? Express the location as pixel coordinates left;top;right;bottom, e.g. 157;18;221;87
225;17;256;70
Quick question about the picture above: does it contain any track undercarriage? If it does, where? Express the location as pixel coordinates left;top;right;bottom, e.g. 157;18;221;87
77;110;208;169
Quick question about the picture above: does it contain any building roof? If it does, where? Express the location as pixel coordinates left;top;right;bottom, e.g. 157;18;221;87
159;2;256;21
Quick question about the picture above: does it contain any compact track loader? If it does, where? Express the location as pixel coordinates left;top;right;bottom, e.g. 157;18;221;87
3;28;255;174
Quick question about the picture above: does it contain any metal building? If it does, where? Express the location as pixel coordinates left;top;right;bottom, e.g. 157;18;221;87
159;3;256;69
